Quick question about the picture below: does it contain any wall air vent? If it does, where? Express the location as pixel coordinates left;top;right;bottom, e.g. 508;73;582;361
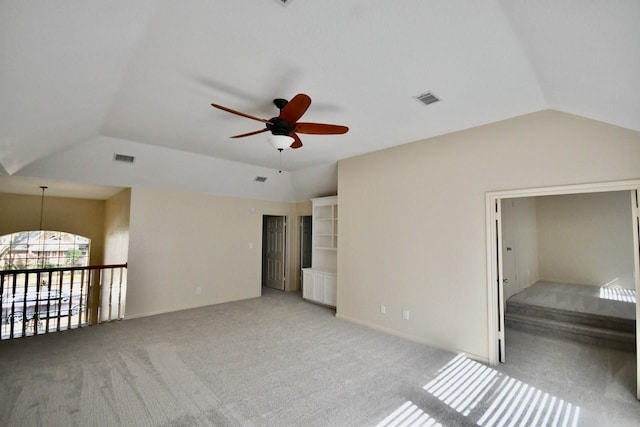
254;176;267;182
113;153;135;163
414;91;441;106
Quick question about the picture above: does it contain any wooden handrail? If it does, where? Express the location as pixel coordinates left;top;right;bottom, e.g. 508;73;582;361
0;263;127;276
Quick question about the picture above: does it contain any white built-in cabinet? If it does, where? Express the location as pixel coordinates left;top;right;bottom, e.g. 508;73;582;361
302;196;337;307
302;269;337;306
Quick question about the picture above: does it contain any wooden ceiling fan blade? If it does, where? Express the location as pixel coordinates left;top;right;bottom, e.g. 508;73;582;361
211;103;272;124
230;129;268;138
279;94;311;123
289;132;303;149
295;123;349;135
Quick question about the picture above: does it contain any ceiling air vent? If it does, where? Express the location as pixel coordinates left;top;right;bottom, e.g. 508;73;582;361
254;176;267;183
113;153;135;163
414;91;441;106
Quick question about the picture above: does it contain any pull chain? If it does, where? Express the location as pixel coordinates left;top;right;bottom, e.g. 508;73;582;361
278;148;283;173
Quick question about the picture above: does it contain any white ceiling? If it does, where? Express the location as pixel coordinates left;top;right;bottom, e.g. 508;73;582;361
1;1;638;201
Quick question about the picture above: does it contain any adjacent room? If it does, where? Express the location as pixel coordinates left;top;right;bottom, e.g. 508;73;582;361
1;1;639;426
501;191;636;354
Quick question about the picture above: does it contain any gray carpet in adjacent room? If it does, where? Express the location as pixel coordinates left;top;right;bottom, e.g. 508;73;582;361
0;288;638;426
508;280;636;320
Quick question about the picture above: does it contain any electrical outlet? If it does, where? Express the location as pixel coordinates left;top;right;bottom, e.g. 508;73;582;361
196;287;201;295
402;309;410;320
380;305;386;314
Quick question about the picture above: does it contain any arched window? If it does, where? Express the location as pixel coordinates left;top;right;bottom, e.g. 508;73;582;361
0;231;90;271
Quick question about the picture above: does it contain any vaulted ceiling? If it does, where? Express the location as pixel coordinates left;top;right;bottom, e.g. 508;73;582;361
1;1;638;201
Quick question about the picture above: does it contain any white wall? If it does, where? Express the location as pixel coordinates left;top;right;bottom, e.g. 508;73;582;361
536;191;635;289
125;187;302;318
337;110;640;361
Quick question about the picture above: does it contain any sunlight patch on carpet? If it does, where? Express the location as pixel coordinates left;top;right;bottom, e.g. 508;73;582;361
598;284;636;303
375;401;441;427
423;354;581;426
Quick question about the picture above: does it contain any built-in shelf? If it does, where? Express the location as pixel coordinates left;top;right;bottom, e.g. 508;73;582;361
303;195;338;308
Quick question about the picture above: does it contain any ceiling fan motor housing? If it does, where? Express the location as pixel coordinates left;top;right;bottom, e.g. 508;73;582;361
267;117;295;135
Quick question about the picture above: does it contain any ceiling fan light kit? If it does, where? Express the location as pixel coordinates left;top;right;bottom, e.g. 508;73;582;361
268;134;295;150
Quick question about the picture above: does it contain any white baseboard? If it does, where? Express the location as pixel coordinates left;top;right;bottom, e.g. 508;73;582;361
122;293;260;320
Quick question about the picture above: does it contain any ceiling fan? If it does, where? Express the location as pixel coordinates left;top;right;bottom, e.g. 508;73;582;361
211;93;348;149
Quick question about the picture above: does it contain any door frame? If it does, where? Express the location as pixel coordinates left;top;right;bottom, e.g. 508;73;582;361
485;179;640;399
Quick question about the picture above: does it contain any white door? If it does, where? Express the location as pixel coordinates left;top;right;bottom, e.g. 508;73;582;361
501;200;518;307
264;216;286;290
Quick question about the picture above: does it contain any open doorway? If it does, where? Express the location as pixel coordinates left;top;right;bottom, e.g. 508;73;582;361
501;193;635;350
299;215;312;290
486;180;640;400
501;192;636;308
262;215;286;291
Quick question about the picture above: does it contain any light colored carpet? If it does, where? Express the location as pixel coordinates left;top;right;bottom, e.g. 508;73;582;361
0;288;638;426
508;280;636;320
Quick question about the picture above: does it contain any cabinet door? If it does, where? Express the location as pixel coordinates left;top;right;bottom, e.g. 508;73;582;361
312;274;324;302
323;274;337;306
302;271;313;300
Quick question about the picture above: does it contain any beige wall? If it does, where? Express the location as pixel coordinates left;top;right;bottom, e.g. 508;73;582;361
125;187;303;318
337;110;640;361
536;191;635;289
104;189;131;265
0;187;304;320
0;193;105;266
102;189;131;320
296;201;312;217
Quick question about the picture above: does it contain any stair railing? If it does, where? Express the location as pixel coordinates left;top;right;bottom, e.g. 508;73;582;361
0;263;127;340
